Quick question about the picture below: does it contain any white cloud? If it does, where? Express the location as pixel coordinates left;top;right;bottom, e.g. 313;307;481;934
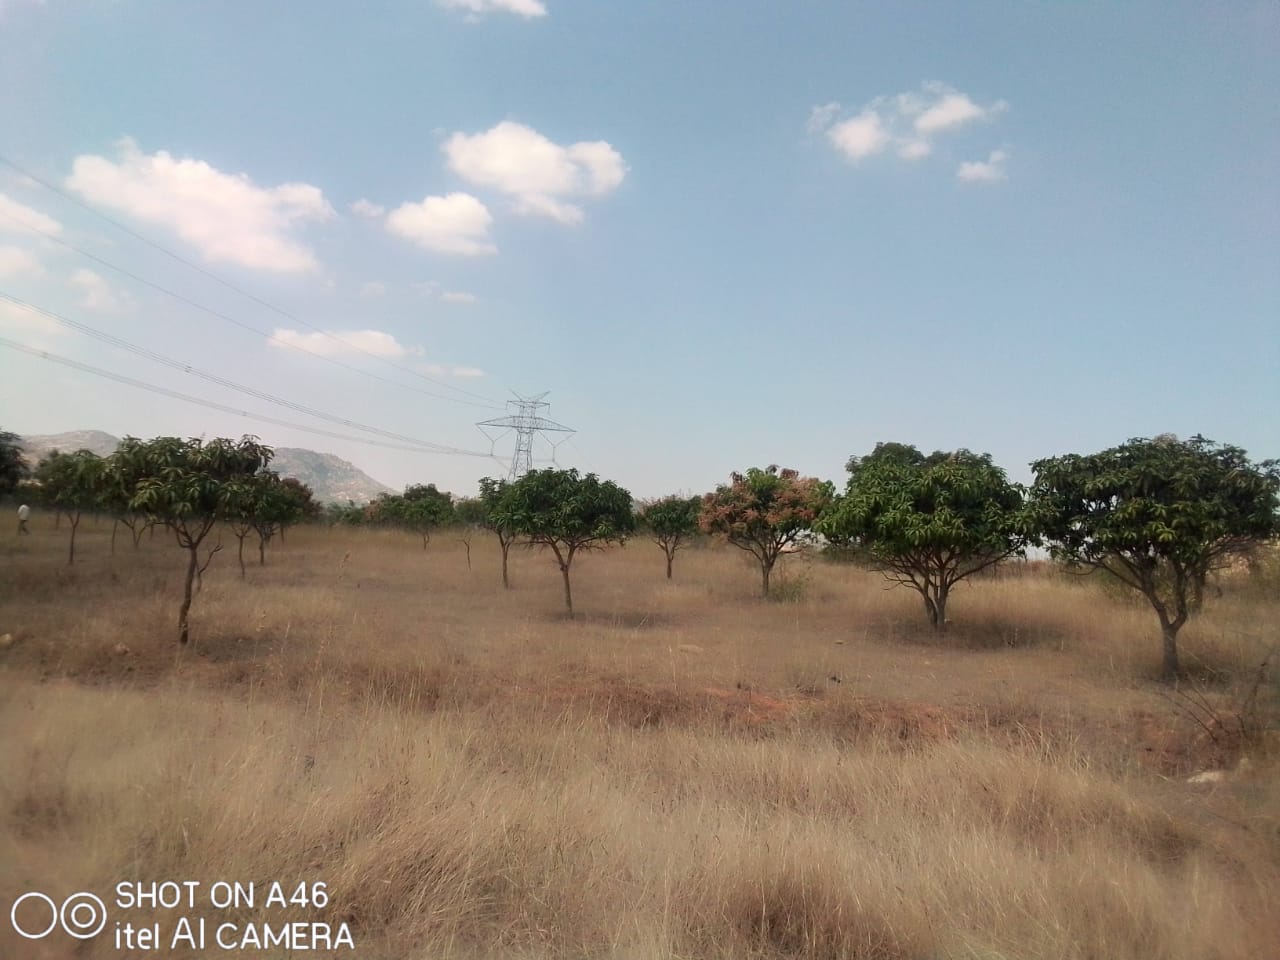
806;102;842;135
66;138;334;273
811;83;1006;172
915;92;987;134
268;328;418;358
0;299;64;341
70;268;133;313
0;245;43;278
0;193;62;236
440;290;478;304
438;0;546;18
360;280;388;297
423;363;485;378
386;192;497;256
897;139;932;160
827;111;889;160
957;150;1009;183
350;198;386;219
444;121;625;224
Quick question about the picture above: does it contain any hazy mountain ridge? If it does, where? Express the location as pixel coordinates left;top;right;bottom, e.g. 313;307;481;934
17;431;394;505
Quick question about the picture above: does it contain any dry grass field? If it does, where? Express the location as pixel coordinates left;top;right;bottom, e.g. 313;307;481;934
2;511;1278;959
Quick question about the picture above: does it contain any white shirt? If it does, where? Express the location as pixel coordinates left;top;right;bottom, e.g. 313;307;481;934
17;505;29;520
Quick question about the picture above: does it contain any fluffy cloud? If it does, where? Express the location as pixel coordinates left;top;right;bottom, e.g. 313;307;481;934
0;193;62;236
827;111;889;160
957;150;1009;183
913;91;987;134
0;245;43;278
268;328;419;358
439;290;478;304
360;281;388;297
423;363;485;378
65;138;334;272
443;121;625;224
386;192;497;255
812;83;1005;167
438;0;547;18
350;198;386;219
70;268;133;313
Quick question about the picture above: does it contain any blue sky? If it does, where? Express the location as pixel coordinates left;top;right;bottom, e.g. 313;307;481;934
1;0;1276;500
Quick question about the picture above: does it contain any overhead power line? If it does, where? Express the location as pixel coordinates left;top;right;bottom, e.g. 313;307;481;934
0;153;503;406
0;291;478;454
0;335;502;460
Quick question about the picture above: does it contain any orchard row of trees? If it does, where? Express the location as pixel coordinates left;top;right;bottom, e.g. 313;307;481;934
7;435;319;643
4;430;1276;679
478;436;1277;680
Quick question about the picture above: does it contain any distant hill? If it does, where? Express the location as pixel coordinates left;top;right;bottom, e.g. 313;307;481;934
17;431;394;505
270;447;394;505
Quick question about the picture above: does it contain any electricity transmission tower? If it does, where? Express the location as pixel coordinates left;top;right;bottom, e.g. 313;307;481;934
477;392;575;480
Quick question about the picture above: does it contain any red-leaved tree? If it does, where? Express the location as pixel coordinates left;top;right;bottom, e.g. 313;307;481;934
700;465;832;597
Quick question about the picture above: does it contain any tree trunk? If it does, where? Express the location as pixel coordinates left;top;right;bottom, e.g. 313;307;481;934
1161;624;1182;680
179;545;197;644
462;539;472;571
111;518;118;556
237;534;247;579
560;563;574;618
666;549;674;580
919;581;950;631
761;558;773;598
500;537;511;589
422;532;429;551
258;535;267;566
67;512;80;566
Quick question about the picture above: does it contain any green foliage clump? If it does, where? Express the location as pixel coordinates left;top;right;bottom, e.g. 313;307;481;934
818;443;1032;630
1031;434;1280;678
638;495;703;579
492;468;634;617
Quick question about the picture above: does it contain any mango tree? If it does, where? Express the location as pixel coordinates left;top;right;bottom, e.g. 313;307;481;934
495;468;634;617
700;466;832;597
104;437;157;552
253;476;317;559
130;436;273;644
34;449;107;565
1031;435;1279;679
478;477;521;588
372;484;454;549
452;496;487;571
818;443;1033;630
0;429;27;496
638;495;703;579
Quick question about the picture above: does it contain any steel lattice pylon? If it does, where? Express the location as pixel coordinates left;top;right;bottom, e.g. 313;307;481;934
476;392;575;480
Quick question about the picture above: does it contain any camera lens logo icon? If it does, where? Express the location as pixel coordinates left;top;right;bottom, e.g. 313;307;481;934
10;891;107;940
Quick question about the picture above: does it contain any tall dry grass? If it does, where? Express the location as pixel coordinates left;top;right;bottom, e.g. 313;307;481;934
1;511;1278;958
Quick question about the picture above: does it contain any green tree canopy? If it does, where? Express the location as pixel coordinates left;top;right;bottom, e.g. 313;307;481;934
1031;435;1280;678
638;495;703;579
700;465;833;597
371;483;455;548
478;476;521;588
817;443;1032;630
226;472;315;575
33;449;107;564
0;430;27;496
495;467;635;617
129;435;274;643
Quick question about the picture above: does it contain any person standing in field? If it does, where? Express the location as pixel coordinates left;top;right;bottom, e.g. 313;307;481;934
16;503;29;535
